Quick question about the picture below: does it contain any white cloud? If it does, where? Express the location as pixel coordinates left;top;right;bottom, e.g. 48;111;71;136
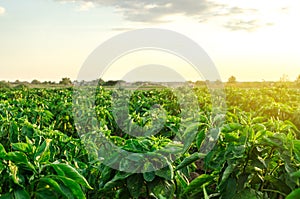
0;6;6;15
76;1;95;11
57;0;292;31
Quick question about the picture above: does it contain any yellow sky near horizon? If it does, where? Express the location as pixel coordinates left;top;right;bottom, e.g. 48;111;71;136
0;0;299;82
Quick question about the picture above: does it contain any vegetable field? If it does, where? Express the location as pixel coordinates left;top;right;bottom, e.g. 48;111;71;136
0;85;300;199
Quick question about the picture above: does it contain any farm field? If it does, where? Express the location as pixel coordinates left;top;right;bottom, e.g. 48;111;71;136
0;85;300;199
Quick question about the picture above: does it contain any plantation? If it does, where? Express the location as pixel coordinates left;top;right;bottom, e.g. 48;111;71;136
0;85;300;198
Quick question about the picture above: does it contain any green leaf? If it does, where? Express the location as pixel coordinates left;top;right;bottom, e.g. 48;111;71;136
219;163;236;189
175;152;205;171
38;177;68;198
175;171;188;189
143;171;156;182
6;151;28;164
111;171;133;182
51;163;93;189
14;189;30;199
155;161;173;181
200;128;220;154
127;174;143;199
143;161;155;182
99;166;113;188
34;139;51;163
0;143;7;159
222;123;242;133
184;174;214;196
232;189;258;199
9;163;23;187
6;151;36;172
182;124;199;153
9;121;19;143
12;143;32;153
148;178;175;199
220;177;237;199
196;129;206;149
0;192;12;199
54;175;86;199
286;188;300;199
203;186;209;199
290;170;300;178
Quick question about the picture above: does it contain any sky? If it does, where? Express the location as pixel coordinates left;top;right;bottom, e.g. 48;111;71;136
0;0;299;82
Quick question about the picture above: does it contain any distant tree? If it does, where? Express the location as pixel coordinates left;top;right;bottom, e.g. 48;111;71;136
0;81;11;89
59;77;72;85
228;76;237;84
105;80;119;86
31;79;41;84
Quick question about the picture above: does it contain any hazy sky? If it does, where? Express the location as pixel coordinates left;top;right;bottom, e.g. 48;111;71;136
0;0;299;82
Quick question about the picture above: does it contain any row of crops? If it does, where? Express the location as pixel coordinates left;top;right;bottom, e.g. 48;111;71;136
0;86;300;198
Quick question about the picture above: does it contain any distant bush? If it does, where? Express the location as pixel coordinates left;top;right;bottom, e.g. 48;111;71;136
0;81;11;89
31;79;41;84
14;83;29;89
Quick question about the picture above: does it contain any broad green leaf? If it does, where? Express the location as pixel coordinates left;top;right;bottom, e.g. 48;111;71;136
14;189;30;199
35;190;60;199
6;151;29;165
155;162;173;181
111;171;133;182
51;163;93;189
143;171;156;182
38;177;68;198
200;128;220;154
143;162;156;182
184;174;214;195
182;124;199;153
6;151;36;172
148;178;175;199
286;188;300;199
99;166;113;188
290;170;300;178
0;143;7;158
196;129;206;149
222;123;242;133
0;192;12;199
175;152;205;171
293;140;300;161
219;163;236;188
127;174;143;199
232;189;258;199
55;176;85;199
220;177;237;199
102;179;123;191
119;158;132;172
12;143;32;153
34;139;51;163
9;122;19;143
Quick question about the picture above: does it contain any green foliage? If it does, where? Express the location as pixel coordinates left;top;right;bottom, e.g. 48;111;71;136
0;86;299;198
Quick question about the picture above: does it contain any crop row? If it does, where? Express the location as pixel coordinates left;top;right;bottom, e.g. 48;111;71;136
0;86;299;198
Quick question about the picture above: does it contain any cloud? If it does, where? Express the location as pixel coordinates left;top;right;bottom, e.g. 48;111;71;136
0;6;5;15
76;1;95;11
224;20;260;32
56;0;267;31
